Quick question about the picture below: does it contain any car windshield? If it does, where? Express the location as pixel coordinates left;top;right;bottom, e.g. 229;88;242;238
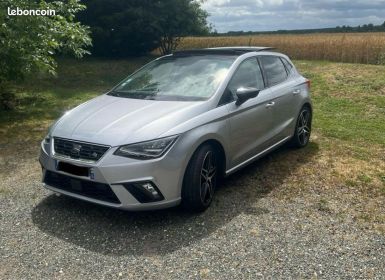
109;55;237;101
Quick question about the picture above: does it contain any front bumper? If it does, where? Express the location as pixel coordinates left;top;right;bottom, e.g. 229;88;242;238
39;140;185;211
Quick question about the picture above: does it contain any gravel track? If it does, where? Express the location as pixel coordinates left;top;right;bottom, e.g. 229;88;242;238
1;144;384;279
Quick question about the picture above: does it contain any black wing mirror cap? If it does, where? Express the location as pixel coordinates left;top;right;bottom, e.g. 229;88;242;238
235;87;260;106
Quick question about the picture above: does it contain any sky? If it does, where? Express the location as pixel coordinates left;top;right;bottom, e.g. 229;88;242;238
202;0;385;32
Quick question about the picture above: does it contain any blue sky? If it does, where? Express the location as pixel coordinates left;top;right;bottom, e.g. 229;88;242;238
202;0;385;32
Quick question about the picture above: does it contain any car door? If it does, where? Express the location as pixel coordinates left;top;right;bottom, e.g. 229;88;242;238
258;55;299;141
223;57;275;169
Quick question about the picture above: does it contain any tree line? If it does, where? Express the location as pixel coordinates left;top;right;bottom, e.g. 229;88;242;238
77;0;210;57
216;22;385;36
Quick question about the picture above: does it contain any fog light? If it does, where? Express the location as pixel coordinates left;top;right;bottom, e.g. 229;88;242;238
122;181;164;203
142;183;158;196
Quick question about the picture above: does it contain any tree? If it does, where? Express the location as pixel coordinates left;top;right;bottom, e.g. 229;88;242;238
156;0;211;55
0;0;91;109
78;0;160;57
78;0;210;57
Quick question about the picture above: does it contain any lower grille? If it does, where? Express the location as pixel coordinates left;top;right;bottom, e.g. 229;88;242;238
53;138;109;162
44;171;120;204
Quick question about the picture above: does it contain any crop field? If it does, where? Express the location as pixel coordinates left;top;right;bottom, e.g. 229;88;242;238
179;33;385;64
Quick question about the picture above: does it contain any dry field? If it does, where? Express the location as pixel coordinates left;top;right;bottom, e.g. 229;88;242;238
179;33;385;64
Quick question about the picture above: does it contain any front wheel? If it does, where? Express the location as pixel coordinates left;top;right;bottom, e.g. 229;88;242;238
291;105;312;148
181;144;218;212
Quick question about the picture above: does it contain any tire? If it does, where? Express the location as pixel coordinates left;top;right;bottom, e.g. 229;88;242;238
182;144;218;212
291;105;312;148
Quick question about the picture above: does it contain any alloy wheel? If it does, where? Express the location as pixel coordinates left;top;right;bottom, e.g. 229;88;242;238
297;108;311;145
200;151;216;205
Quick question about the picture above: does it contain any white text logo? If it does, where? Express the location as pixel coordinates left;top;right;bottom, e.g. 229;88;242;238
7;7;56;16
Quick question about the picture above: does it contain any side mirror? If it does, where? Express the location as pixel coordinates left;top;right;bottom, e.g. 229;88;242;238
235;87;260;106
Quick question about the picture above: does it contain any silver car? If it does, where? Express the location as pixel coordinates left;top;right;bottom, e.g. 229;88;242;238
39;47;312;212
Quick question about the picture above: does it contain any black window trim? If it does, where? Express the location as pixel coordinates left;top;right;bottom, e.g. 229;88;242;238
257;55;290;88
279;57;294;76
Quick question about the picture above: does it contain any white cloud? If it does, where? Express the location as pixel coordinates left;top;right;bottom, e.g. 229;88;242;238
202;0;385;32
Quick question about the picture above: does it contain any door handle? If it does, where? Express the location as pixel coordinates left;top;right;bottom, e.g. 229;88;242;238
265;102;275;108
293;89;301;95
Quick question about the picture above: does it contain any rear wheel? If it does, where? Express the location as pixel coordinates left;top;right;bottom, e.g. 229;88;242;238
182;144;218;212
291;105;312;148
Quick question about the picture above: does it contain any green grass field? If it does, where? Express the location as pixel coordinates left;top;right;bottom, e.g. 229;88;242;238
0;58;384;231
1;58;384;149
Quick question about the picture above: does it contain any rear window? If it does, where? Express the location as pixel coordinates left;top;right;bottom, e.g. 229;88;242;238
259;56;288;86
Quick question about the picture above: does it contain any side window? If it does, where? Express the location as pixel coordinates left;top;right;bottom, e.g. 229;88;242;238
281;57;293;74
227;58;264;94
259;56;288;87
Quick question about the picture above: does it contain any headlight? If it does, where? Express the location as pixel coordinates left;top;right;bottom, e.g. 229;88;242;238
114;135;178;160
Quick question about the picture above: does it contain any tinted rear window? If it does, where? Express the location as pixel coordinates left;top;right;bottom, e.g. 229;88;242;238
259;56;288;86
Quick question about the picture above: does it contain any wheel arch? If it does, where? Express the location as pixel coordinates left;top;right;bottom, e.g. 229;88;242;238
178;137;227;211
302;101;313;112
197;139;227;179
301;102;313;124
180;136;228;192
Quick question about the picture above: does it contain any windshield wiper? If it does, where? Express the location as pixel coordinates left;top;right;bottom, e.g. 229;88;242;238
112;88;159;95
109;91;121;97
109;90;159;99
131;88;159;93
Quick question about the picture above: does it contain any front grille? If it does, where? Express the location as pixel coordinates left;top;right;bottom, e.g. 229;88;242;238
53;138;109;162
44;171;120;204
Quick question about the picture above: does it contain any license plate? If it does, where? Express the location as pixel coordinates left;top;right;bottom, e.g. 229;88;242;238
56;161;89;177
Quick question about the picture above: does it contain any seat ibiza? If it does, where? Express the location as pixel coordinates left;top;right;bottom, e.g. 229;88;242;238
40;47;312;212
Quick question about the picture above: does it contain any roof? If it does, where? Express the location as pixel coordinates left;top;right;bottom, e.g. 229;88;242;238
172;46;275;56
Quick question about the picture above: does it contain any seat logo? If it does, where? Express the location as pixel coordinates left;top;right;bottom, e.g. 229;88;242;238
71;143;82;156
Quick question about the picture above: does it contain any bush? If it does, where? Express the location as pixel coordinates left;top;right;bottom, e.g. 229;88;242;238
0;0;91;109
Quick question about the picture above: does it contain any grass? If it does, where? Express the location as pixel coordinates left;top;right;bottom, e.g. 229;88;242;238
179;33;385;65
2;58;384;151
0;57;384;233
297;61;385;148
0;57;153;144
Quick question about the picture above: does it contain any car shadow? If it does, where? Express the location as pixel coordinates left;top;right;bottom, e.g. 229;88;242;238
32;142;319;257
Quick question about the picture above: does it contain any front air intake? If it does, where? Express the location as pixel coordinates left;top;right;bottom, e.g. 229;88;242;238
44;171;120;204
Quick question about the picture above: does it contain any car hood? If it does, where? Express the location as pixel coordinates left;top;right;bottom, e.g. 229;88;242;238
52;94;209;146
